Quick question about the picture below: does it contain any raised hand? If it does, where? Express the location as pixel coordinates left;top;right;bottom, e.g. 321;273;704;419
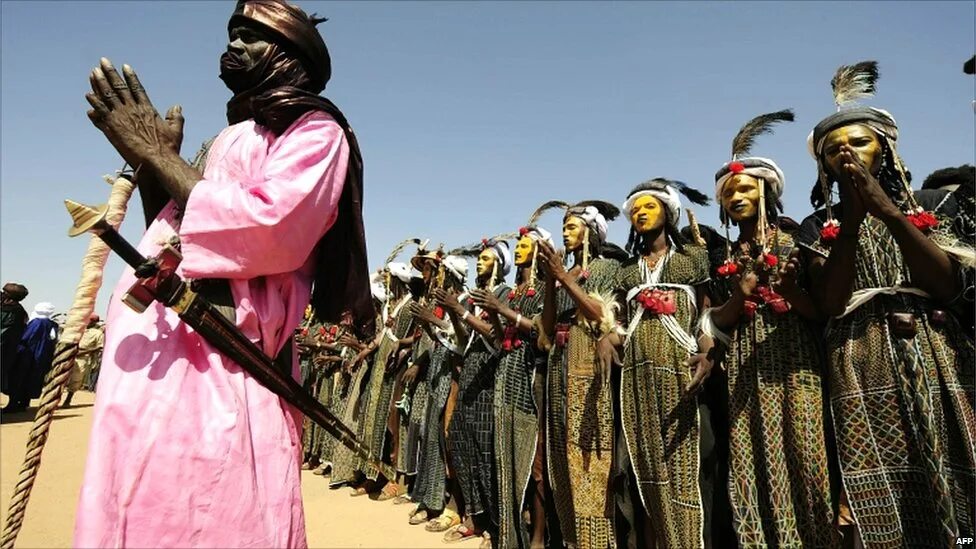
840;145;899;220
470;288;502;313
772;249;802;296
732;256;758;297
535;240;566;281
85;58;184;168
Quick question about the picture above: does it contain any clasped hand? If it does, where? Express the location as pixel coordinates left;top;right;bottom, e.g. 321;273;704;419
86;57;183;169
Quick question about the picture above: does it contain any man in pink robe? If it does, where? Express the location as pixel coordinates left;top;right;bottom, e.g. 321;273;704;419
75;1;370;547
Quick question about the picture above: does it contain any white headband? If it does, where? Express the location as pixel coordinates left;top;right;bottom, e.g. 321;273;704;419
568;206;609;241
386;262;417;283
622;187;681;229
370;271;388;302
442;255;469;283
714;157;785;205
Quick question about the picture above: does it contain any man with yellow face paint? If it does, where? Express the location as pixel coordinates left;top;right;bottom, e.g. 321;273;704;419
433;235;517;547
798;61;975;548
506;199;624;549
702;110;836;548
605;178;715;549
444;225;550;549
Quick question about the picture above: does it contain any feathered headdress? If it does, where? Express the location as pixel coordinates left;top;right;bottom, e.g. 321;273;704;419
449;232;516;289
713;110;794;273
385;237;424;266
808;61;937;244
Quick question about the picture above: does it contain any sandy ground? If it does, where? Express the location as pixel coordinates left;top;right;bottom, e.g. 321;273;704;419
0;391;480;548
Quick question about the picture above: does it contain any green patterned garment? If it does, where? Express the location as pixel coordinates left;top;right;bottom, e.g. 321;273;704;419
710;230;836;548
798;189;976;548
494;284;545;549
545;258;620;549
356;295;417;480
617;245;709;549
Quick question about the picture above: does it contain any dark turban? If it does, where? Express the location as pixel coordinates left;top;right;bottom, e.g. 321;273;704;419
223;0;373;336
230;0;331;92
2;283;28;302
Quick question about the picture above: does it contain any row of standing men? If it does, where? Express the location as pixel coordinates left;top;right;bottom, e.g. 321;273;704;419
298;60;974;549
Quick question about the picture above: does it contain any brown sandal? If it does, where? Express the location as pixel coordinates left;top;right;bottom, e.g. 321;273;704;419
443;524;478;543
408;507;429;525
425;512;460;533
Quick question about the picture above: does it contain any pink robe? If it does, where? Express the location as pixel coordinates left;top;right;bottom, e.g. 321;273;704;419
74;110;349;549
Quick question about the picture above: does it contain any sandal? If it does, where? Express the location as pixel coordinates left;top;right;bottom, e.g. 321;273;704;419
443;524;478;543
374;483;403;502
425;512;460;533
408;507;429;525
479;532;492;549
312;463;332;476
393;494;412;505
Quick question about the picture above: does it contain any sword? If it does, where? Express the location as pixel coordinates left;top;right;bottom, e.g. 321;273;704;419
64;199;396;481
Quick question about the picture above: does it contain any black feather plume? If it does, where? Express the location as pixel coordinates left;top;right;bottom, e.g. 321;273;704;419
448;232;518;257
526;200;570;227
572;200;621;221
670;180;711;206
731;109;795;159
831;61;880;107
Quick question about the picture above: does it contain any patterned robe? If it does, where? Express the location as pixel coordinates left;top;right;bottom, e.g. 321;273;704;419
494;285;545;549
450;284;510;522
798;189;975;548
617;246;709;548
329;313;385;486
412;333;459;513
397;330;431;476
710;230;835;548
357;294;416;480
545;258;620;549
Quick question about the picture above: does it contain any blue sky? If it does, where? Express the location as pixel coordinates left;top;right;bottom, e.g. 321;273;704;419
2;1;973;316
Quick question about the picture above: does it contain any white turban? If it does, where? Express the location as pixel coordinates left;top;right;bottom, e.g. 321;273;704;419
31;302;55;320
442;255;469;283
567;205;609;242
487;241;513;277
713;157;786;205
622;186;683;230
386;262;417;284
521;226;554;247
370;271;388;302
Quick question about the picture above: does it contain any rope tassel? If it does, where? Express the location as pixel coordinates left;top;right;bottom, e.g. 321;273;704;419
1;175;136;549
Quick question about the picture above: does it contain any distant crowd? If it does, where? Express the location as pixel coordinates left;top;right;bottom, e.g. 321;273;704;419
0;282;105;412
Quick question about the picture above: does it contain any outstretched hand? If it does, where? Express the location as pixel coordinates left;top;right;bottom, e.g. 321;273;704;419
86;58;184;168
536;240;565;281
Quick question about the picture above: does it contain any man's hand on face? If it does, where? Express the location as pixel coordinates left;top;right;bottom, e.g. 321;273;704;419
86;58;184;169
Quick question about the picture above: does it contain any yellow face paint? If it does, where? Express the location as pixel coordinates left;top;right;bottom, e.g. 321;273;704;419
562;215;586;252
629;194;665;233
476;249;496;277
822;124;883;182
514;235;536;266
720;173;761;223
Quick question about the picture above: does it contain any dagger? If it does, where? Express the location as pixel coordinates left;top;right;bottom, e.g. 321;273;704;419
64;199;395;481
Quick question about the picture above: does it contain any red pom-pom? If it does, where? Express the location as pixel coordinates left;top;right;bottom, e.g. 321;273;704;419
301;328;309;337
526;288;537;298
820;219;841;242
729;162;745;174
514;339;523;349
519;227;529;237
764;253;778;267
467;298;475;305
481;238;490;246
434;306;445;319
717;259;739;277
908;210;939;231
508;291;516;300
580;270;590;281
318;326;327;336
